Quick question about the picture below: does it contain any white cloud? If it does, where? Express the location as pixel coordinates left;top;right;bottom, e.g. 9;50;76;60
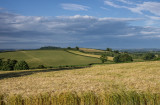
104;0;131;10
129;2;160;16
61;3;89;11
57;15;94;19
117;0;133;4
104;1;122;8
146;15;160;20
140;31;158;35
104;1;160;16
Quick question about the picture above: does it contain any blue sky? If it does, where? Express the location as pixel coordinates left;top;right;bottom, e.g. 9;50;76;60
0;0;160;49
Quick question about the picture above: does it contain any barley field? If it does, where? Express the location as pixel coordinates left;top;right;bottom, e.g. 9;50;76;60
0;61;160;104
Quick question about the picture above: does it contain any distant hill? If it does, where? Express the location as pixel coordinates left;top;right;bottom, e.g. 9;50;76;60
39;46;62;50
119;48;160;53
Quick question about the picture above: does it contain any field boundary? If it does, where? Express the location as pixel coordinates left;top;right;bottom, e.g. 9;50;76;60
0;65;92;80
65;50;100;59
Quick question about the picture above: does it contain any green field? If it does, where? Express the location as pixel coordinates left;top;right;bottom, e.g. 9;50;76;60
0;50;100;68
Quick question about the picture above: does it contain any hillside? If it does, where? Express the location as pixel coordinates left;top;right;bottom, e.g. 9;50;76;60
67;50;114;61
0;50;100;68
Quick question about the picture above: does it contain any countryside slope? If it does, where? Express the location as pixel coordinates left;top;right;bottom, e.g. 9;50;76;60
0;50;100;68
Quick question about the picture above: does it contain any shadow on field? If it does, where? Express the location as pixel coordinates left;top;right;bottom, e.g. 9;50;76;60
0;67;89;80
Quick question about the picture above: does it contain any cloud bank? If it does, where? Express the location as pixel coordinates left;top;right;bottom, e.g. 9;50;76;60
0;12;160;49
61;3;90;11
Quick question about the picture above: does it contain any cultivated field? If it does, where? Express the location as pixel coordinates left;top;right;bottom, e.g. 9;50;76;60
1;61;160;95
79;48;105;53
0;50;100;68
68;50;114;61
1;61;160;104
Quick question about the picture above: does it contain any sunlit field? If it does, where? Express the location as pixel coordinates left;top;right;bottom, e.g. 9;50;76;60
68;50;114;61
79;48;105;53
0;61;160;104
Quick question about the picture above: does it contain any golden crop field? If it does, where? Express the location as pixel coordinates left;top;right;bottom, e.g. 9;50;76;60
79;48;105;52
68;50;114;61
1;61;160;104
1;61;160;95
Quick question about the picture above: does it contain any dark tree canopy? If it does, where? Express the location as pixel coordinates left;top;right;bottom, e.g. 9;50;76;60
106;48;112;52
0;59;18;71
1;61;12;71
75;46;79;50
114;54;133;63
67;47;71;49
14;61;29;70
143;53;156;60
37;65;45;69
100;54;108;63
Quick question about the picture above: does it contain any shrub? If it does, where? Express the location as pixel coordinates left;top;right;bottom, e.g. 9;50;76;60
14;61;29;70
100;54;108;63
114;54;133;63
0;59;2;69
37;65;45;69
67;47;71;49
143;53;156;60
106;48;112;52
8;59;18;70
1;61;12;71
75;46;79;50
0;59;17;71
114;50;119;54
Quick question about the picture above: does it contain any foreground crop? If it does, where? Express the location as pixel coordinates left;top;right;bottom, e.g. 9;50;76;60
0;91;160;105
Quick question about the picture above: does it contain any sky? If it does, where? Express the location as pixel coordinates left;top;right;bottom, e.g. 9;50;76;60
0;0;160;49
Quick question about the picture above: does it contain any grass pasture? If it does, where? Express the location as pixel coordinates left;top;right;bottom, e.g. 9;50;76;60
0;61;160;104
0;50;100;68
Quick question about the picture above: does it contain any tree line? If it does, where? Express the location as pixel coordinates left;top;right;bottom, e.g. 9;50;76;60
100;48;159;63
0;59;29;71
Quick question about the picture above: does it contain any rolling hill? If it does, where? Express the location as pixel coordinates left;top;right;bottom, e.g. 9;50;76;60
0;50;100;68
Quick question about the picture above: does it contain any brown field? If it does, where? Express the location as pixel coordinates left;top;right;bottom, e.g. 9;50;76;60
79;48;105;52
0;61;160;96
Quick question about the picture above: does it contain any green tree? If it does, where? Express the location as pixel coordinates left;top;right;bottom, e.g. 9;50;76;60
67;47;71;49
114;50;119;54
0;59;2;69
100;54;108;63
37;65;45;69
14;61;29;70
1;59;13;71
8;59;17;70
113;55;120;63
114;54;133;63
143;53;156;60
106;48;112;52
75;46;79;50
